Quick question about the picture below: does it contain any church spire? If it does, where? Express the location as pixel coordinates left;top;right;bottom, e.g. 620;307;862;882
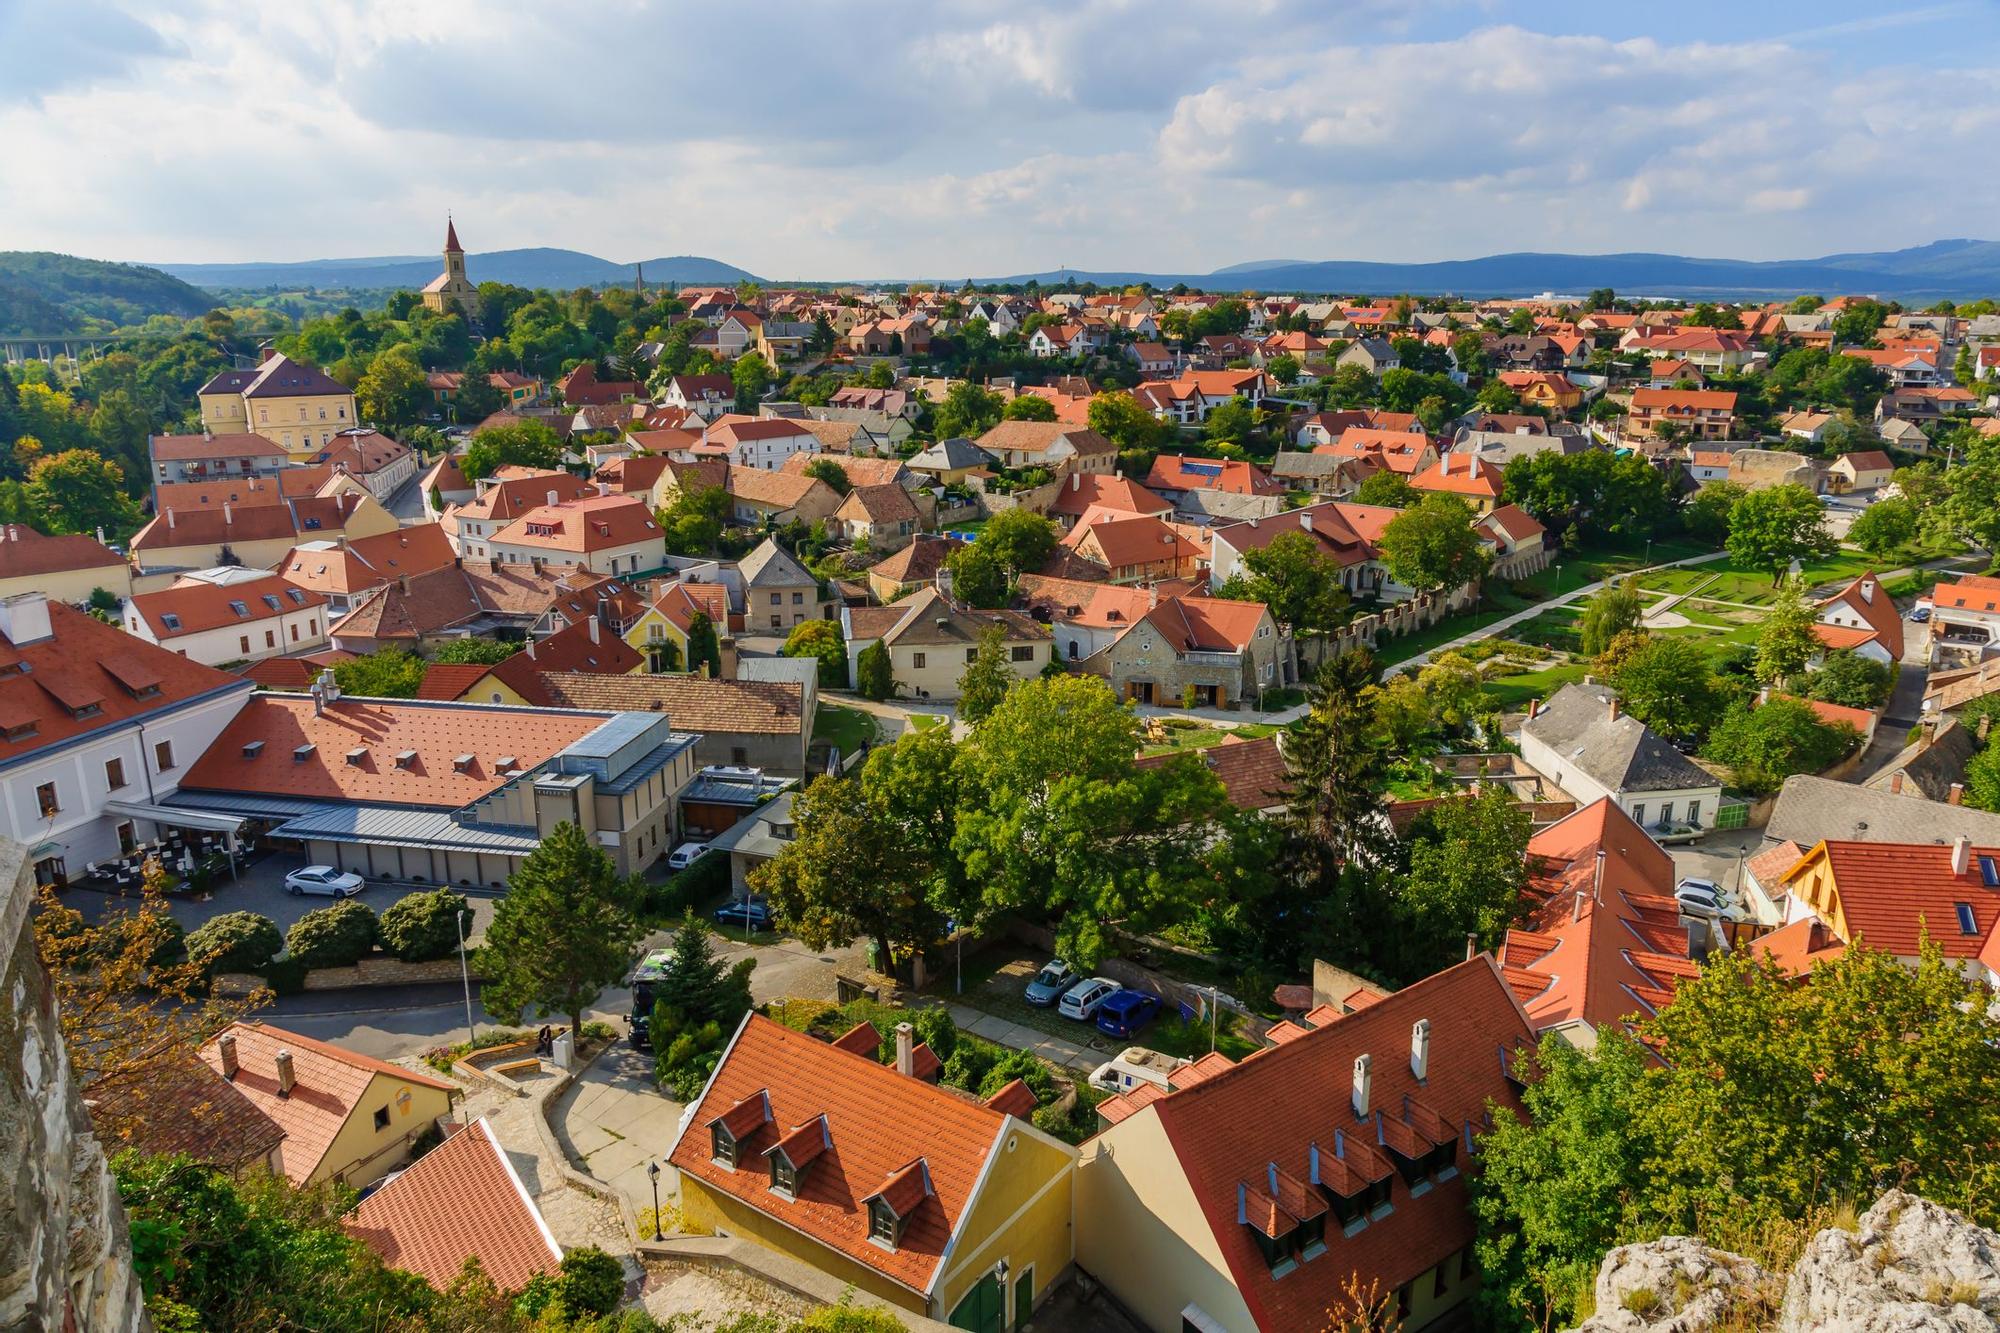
444;215;463;254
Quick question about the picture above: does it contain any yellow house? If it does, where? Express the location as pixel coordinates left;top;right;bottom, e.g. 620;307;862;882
625;579;733;673
199;352;361;460
1497;371;1584;412
669;1013;1076;1330
0;525;134;605
199;1021;457;1189
129;489;398;576
459;613;644;706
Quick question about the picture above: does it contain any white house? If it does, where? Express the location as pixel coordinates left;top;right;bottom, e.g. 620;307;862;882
124;568;330;667
1519;681;1723;833
485;493;667;578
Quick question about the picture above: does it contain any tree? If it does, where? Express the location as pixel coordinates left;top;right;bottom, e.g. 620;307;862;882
731;351;774;412
943;542;1008;608
1966;735;2000;811
953;676;1227;966
1002;394;1056;421
376;888;473;963
1576;578;1646;657
1702;697;1859;794
185;911;282;975
1726;483;1835;583
1612;635;1728;739
957;622;1015;722
1086;390;1169;456
450;369;504;424
1831;298;1889;344
686;609;722;677
1204;395;1258;446
782;618;848;688
1353;471;1416;507
1416;651;1486;735
855;639;895;700
461;419;563;481
1377;494;1490;592
1802;649;1894;709
332;648;426;698
481;820;643;1033
1680;480;1745;545
1502;449;1676;544
751;772;944;975
1843;495;1914;561
1266;353;1301;386
659;483;730;557
1754;574;1821;688
87;386;151;475
1401;785;1532;959
1236;529;1351;637
649;911;754;1031
26;449;138;536
284;900;377;969
356;345;427;429
430;637;515;665
977;507;1060;574
801;457;852;496
934;380;1003;439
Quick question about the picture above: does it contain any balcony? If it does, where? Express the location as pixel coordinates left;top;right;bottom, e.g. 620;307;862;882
1179;649;1243;668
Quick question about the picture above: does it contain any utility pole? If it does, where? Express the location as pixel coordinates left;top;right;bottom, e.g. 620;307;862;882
455;901;476;1046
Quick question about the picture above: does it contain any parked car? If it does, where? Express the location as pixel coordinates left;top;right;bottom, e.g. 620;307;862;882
713;896;773;931
1058;976;1118;1021
666;841;709;871
1675;878;1723;916
1023;959;1079;1007
1088;1045;1190;1094
284;865;365;898
1095;989;1163;1039
1910;605;1933;623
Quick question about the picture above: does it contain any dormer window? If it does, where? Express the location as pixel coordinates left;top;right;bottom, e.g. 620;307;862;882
161;613;182;632
229;601;250;617
711;1124;739;1169
770;1156;799;1197
868;1198;902;1247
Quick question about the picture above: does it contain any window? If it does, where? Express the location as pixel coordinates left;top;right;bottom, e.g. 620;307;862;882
731;747;749;765
1658;802;1674;827
769;593;782;606
372;1106;390;1131
770;1156;798;1197
155;740;176;771
1630;804;1645;827
1687;801;1702;828
868;1199;902;1248
1981;856;2000;888
240;636;251;654
1434;1263;1448;1298
1957;902;1979;935
104;758;126;790
1011;646;1034;662
770;614;782;629
792;592;804;604
265;630;276;649
711;1126;739;1167
912;652;926;669
1459;1246;1476;1282
1068;642;1078;661
290;624;299;642
35;782;58;818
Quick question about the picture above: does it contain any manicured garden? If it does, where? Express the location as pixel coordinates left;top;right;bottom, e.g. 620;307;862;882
811;702;877;754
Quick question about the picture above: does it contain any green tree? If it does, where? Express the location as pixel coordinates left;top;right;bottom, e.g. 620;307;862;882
356;345;428;429
1831;298;1889;344
861;723;976;934
86;386;152;477
1965;735;2000;811
1802;650;1894;709
184;911;282;974
934;380;1004;439
659;484;730;557
1680;480;1745;545
855;639;895;701
1417;651;1486;735
1266;353;1301;386
1754;574;1821;688
953;676;1227;966
332;648;426;698
782;618;848;689
27;449;139;536
1726;483;1835;583
1932;432;2000;552
1377;493;1490;592
429;637;515;665
1502;449;1676;544
1204;395;1257;446
1002;393;1057;421
956;622;1015;722
943;542;1008;608
1235;529;1351;637
1086;390;1169;457
1702;697;1858;794
450;369;504;424
1401;784;1532;958
686;609;722;677
1354;471;1416;508
802;457;852;495
751;771;944;975
376;888;473;963
284;900;378;969
460;419;563;481
1612;635;1728;739
977;507;1060;574
650;911;754;1032
731;351;774;413
1576;578;1646;657
481;821;643;1033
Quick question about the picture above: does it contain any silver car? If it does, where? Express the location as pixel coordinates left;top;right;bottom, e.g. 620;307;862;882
284;865;366;898
1058;977;1118;1021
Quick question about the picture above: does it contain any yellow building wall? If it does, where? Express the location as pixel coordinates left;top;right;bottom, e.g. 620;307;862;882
624;610;691;665
199;391;249;432
463;670;531;706
333;499;400;542
138;534;300;574
310;1072;453;1189
0;565;132;606
931;1125;1075;1325
890;639;1044;701
246;391;359;456
679;1179;928;1314
1785;856;1849;940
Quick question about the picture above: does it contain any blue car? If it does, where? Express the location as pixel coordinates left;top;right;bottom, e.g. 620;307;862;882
713;896;773;931
1094;989;1162;1039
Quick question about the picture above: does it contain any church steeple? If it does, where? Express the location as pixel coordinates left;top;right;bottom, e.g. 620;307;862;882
444;215;463;255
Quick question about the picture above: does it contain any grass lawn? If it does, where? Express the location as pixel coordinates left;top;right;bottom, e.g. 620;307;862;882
1138;721;1280;756
1482;661;1592;711
1374;606;1516;668
906;713;946;733
1506;536;1717;600
1637;548;1928;606
812;703;877;753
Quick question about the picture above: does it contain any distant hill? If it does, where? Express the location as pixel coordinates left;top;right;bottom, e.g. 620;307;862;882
154;247;761;293
0;252;214;334
980;239;2000;300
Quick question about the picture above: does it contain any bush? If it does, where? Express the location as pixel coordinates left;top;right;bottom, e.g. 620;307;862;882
942;1043;995;1092
977;1048;1056;1104
185;911;282;974
553;1246;625;1318
642;851;730;922
259;955;309;995
913;1006;958;1062
285;900;378;969
377;888;473;962
147;914;188;968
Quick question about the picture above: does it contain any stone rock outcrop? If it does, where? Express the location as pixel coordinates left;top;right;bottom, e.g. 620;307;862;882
1565;1191;2000;1333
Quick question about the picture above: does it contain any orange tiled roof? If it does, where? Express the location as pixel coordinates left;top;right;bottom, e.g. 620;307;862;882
1061;512;1201;570
1781;839;2000;960
87;1047;287;1169
670;1014;1020;1295
491;493;661;553
463;617;640;707
198;1022;454;1184
1138;733;1288;811
155;468;332;511
345;1117;560;1291
1751;916;1847;977
1144;455;1284;497
129;572;324;638
451;469;594;525
1932;573;2000;613
282;523;459;598
538;671;803;735
0;525;128;578
415;663;491;701
1048;474;1172;519
1816;572;1902;659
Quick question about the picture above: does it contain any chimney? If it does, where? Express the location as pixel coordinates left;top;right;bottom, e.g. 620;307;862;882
1574;889;1589;923
1410;1019;1431;1081
547;489;560;506
1465;932;1478;962
1981;714;1993;743
525;638;536;660
1593;848;1607;902
1526;696;1540;720
1351;1054;1372;1118
223;501;232;524
1950;784;1966;808
1607;695;1621;722
588;616;600;644
167;507;176;530
1890;771;1905;795
0;592;53;646
275;1049;296;1096
1953;834;1972;873
895;1022;915;1077
1300;510;1313;533
217;1033;239;1079
1071;472;1080;491
397;575;410;595
1583;673;1594;685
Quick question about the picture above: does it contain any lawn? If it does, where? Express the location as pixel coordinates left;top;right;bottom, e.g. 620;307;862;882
1636;548;1935;606
812;703;877;754
1481;660;1592;711
1137;720;1280;755
906;713;946;733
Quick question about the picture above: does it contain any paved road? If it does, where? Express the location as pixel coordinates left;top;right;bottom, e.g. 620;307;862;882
1851;620;1931;785
385;468;427;523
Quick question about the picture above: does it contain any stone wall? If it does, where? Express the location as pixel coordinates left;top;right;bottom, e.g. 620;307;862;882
215;951;480;997
1301;580;1483;667
0;840;149;1332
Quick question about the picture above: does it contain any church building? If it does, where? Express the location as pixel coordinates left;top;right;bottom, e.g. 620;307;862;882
422;217;482;322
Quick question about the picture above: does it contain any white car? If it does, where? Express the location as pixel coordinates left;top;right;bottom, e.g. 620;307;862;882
1058;976;1118;1021
666;841;709;871
285;865;366;898
1675;878;1723;916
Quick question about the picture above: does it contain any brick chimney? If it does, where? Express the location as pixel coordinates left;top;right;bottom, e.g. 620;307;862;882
1465;932;1478;961
275;1049;296;1096
1950;783;1966;807
1526;696;1540;720
894;1022;915;1077
217;1033;238;1079
1607;695;1621;722
1890;771;1905;795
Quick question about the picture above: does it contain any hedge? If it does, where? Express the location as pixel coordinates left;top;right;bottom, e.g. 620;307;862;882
285;901;378;969
185;911;282;974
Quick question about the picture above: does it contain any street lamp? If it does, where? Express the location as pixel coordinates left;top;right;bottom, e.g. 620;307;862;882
454;898;476;1047
647;1161;663;1241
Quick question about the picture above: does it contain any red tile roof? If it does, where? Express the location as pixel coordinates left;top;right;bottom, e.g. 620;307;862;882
150;431;289;462
1931;573;2000;614
87;1047;287;1170
1137;733;1288;811
236;649;356;691
1061;512;1202;570
670;1014;1024;1295
415;662;491;701
1779;839;2000;959
1816;572;1903;660
475;617;641;706
1048;473;1172;519
0;525;128;579
491;493;662;553
1629;388;1739;412
282;523;459;598
1135;596;1271;653
451;470;594;525
1144;455;1283;497
129;572;324;639
345;1118;561;1291
1751;916;1848;977
1412;454;1505;499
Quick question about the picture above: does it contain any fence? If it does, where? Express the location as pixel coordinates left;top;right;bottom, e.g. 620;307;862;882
1298;580;1482;667
1712;800;1751;831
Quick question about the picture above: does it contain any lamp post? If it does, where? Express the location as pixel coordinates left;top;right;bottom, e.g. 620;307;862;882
647;1161;663;1241
454;898;476;1047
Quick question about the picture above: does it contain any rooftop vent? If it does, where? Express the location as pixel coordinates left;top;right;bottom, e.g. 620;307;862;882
393;750;417;769
496;755;517;770
293;743;316;762
345;747;368;767
241;740;265;759
453;754;476;773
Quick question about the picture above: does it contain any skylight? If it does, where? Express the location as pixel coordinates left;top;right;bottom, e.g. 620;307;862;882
1957;902;1979;936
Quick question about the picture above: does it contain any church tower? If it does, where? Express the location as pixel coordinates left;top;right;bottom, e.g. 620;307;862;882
423;214;481;322
443;216;468;285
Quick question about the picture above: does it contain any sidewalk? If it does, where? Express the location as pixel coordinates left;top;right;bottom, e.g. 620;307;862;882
550;1039;684;1220
944;1001;1105;1075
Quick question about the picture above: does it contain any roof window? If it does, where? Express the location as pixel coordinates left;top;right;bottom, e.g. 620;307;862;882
229;601;250;617
1957;902;1979;936
161;613;182;632
293;743;317;762
242;740;264;759
345;747;368;766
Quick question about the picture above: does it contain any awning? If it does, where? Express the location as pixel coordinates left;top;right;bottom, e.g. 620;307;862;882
101;799;246;836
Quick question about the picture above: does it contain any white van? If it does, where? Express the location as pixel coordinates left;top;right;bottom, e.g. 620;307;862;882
1087;1046;1191;1095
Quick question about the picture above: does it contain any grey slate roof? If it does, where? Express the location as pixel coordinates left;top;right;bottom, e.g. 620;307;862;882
736;537;816;589
907;437;993;471
1767;773;2000;848
1863;719;1977;802
1522;681;1718;794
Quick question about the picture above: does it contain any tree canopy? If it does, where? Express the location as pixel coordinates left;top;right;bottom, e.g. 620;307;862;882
481;820;643;1033
1725;483;1835;583
1377;494;1491;592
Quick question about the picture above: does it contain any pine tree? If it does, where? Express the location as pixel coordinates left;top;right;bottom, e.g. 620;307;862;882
655;911;754;1029
856;639;895;701
481;821;642;1033
687;610;722;678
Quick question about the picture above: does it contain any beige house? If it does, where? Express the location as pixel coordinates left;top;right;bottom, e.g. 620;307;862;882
832;484;922;553
0;525;133;605
975;422;1117;476
199;352;360;460
129;490;398;577
841;586;1050;702
1079;596;1292;708
725;467;841;528
1827;450;1894;493
739;538;831;631
485;493;666;578
125;568;329;666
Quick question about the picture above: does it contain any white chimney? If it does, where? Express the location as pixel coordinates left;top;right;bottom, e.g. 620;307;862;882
275;1049;296;1096
0;592;53;646
1410;1019;1431;1081
217;1033;238;1079
1071;472;1080;491
1954;836;1972;875
588;617;600;644
895;1022;915;1077
1300;511;1313;533
1351;1053;1372;1118
525;638;536;660
547;489;560;506
223;502;232;524
1594;848;1607;902
167;507;176;530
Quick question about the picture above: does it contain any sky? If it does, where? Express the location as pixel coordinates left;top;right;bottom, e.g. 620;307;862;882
2;0;1998;280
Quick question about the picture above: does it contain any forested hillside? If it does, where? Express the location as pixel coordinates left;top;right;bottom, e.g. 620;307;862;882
0;252;214;334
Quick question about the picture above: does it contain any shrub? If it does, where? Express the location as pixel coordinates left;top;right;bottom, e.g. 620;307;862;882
259;955;309;995
942;1043;995;1092
913;1006;958;1062
553;1246;625;1318
643;850;729;922
977;1048;1056;1104
146;914;188;969
285;900;378;969
377;888;473;962
185;911;282;974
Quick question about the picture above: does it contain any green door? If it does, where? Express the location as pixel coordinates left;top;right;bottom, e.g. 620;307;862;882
1012;1267;1034;1330
949;1274;1003;1333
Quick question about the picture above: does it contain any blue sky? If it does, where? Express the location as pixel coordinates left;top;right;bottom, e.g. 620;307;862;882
0;0;1996;278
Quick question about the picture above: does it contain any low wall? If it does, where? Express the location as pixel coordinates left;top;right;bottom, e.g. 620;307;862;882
1300;580;1483;667
214;951;480;997
635;1237;958;1332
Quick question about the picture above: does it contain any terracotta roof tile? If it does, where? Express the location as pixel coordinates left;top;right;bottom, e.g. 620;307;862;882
87;1047;287;1169
471;617;641;707
1139;733;1288;812
415;663;492;701
1780;839;2000;959
0;525;126;579
130;572;324;638
491;493;662;554
537;671;803;735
